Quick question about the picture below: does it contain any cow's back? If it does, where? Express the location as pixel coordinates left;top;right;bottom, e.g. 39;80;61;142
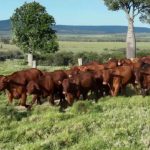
7;68;43;85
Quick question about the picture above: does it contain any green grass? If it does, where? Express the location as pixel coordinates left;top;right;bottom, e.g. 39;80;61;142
1;41;150;54
59;41;150;53
0;60;150;149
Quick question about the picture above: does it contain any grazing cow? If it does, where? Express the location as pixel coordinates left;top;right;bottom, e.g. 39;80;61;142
45;70;68;107
134;65;150;96
62;71;99;105
27;73;55;107
102;66;136;96
62;78;80;105
0;68;43;108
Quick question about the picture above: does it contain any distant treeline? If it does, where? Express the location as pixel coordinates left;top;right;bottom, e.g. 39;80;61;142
1;34;150;43
1;19;150;36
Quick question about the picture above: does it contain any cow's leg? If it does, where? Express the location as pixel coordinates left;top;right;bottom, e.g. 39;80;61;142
48;94;55;105
82;91;88;100
7;92;13;104
93;87;99;102
59;92;66;106
30;95;41;107
20;92;29;108
112;84;120;96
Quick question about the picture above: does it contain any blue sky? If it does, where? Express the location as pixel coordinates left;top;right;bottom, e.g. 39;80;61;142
0;0;149;27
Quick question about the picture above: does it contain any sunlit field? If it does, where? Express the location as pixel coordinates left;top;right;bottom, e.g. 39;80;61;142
1;41;150;54
59;41;150;53
0;60;150;149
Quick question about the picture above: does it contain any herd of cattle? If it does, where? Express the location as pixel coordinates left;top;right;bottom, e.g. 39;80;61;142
0;56;150;110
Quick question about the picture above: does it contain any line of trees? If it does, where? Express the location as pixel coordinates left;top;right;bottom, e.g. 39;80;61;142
10;1;150;62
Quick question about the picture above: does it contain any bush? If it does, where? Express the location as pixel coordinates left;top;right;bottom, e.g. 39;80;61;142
53;52;74;66
1;48;150;66
0;51;24;61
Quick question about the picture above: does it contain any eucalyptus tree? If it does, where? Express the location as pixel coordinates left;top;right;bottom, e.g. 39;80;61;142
103;0;150;58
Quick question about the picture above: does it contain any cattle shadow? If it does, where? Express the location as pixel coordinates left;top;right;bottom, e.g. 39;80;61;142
124;85;140;97
1;104;31;121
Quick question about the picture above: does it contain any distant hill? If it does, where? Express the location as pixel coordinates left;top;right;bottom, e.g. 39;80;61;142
1;19;150;35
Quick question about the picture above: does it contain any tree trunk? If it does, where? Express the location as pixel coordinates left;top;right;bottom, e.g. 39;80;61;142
126;18;136;59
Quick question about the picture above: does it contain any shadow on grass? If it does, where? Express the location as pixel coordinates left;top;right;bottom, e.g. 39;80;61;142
0;105;31;121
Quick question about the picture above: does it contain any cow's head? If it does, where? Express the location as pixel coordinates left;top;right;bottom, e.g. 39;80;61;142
27;81;40;95
118;59;123;66
62;78;77;106
102;69;111;85
0;76;9;91
133;69;141;84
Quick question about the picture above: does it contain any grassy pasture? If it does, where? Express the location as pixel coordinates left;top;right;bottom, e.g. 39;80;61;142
1;41;150;54
59;41;150;53
0;60;150;149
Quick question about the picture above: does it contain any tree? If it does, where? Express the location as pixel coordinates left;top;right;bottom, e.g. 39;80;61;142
103;0;150;58
11;1;58;56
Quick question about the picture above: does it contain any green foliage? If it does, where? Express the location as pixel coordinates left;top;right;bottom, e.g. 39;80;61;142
11;1;58;54
103;0;150;16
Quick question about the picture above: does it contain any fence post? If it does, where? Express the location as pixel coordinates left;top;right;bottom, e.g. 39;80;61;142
78;58;82;66
27;53;33;67
32;60;37;68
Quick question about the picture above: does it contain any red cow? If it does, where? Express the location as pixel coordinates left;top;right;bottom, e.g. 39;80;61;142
134;65;150;96
0;68;43;108
27;73;55;107
62;71;99;105
102;66;136;96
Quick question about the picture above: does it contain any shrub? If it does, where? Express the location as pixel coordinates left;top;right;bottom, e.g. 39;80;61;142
0;51;24;61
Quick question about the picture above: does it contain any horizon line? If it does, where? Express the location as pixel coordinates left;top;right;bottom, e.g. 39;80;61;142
0;19;150;29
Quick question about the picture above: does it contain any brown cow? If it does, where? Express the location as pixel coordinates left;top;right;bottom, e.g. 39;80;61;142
102;66;136;96
62;78;80;105
44;70;68;107
0;68;43;108
27;73;55;107
134;65;150;96
62;71;99;105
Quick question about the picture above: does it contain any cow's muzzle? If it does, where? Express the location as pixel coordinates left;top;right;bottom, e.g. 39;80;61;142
103;82;107;85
